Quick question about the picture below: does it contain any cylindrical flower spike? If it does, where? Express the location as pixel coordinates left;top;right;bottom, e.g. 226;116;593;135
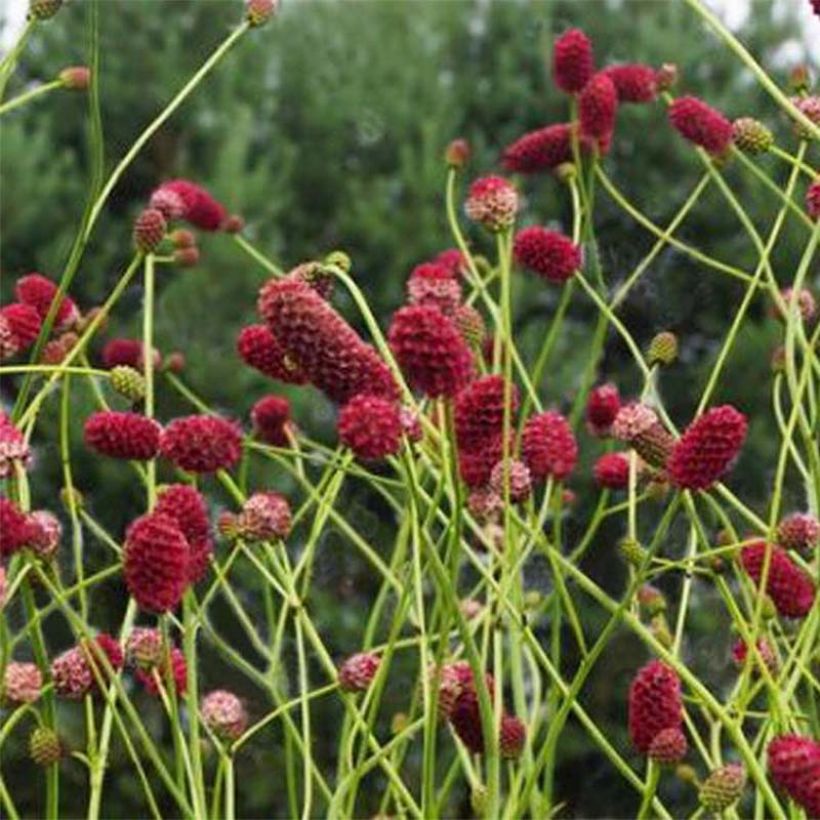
160;415;242;474
84;411;161;461
767;735;820;817
628;660;684;754
739;541;815;618
668;96;733;156
521;410;578;482
552;28;594;94
513;226;581;284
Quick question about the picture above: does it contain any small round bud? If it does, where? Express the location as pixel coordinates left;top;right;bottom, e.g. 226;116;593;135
324;250;352;273
789;66;811;95
648;727;688;765
650;614;674;649
732;117;774;154
221;214;244;234
655;63;678;91
647;331;678;366
637;584;666;617
169;229;196;249
201;690;248;742
338;652;380;692
391;712;409;734
110;366;146;402
60;485;84;511
618;536;647;567
174;246;200;268
59;66;91;90
29;727;62;766
675;764;700;786
217;511;240;541
29;0;62;21
246;0;277;26
700;764;746;812
163;352;186;374
133;208;167;254
445;138;471;168
554;162;577;183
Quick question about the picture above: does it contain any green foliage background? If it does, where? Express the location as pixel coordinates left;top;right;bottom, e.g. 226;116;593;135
1;0;817;816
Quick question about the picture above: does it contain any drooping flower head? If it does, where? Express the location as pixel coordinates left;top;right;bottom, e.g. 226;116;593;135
259;278;398;403
739;541;815;619
236;324;308;385
667;405;747;490
15;273;79;330
160;415;243;474
84;411;162;461
602;64;658;103
522;411;578;482
338;394;403;460
389;305;474;398
668;96;733;156
552;28;594;94
513;226;581;284
149;179;227;231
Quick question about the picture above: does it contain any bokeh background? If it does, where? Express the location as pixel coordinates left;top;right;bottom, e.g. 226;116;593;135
1;0;818;817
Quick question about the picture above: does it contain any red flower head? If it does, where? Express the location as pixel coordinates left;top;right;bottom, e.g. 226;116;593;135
648;727;688;765
602;64;658;103
160;415;242;474
338;394;402;460
435;249;468;278
514;226;581;284
84;411;162;461
459;434;508;488
767;735;820;817
0;496;36;558
237;324;307;385
51;646;93;699
667;405;747;490
246;0;278;26
448;668;496;754
3;661;43;704
0;413;32;479
739;541;815;618
0;303;42;350
237;491;293;541
123;512;190;612
0;315;18;360
136;646;187;696
700;764;747;812
586;382;621;436
389;305;474;398
668;96;733;156
775;287;816;324
250;395;292;447
777;512;820;555
579;72;618;146
731;638;778;675
202;690;248;741
807;178;820;220
338;652;380;692
15;273;79;330
406;262;462;315
612;402;675;469
522;410;578;482
155;484;212;583
792;95;820;139
101;338;161;371
464;176;519;233
150;179;227;231
593;452;631;489
502;123;587;174
628;660;683;754
552;28;594;94
454;375;519;451
259;278;398;404
27;510;62;560
126;627;164;669
500;714;526;759
83;633;125;691
133;208;167;253
430;661;473;719
445;137;471;168
489;459;532;502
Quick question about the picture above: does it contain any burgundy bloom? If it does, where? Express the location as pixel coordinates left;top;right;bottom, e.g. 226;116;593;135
459;434;508;488
250;395;292;447
448;668;496;754
155;484;212;583
150;179;227;231
552;28;594;94
0;303;42;350
668;96;733;156
579;72;618;146
237;492;292;541
739;541;815;619
522;411;578;482
767;735;820;817
101;338;161;371
0;496;36;557
612;402;675;469
586;382;621;436
0;413;32;479
83;633;125;691
593;452;631;489
454;375;519;451
236;324;307;385
464;176;519;233
514;226;581;284
434;249;468;278
628;660;683;754
667;405;747;490
160;415;242;474
807;178;820;220
502;123;588;173
202;690;248;741
84;411;161;461
602;64;658;103
123;513;190;613
500;714;526;759
338;652;380;692
259;278;398;404
406;263;462;315
136;646;187;696
648;727;688;765
389;305;474;398
776;512;820;555
338;394;402;460
15;273;79;329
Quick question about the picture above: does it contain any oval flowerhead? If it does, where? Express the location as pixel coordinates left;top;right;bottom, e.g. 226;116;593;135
15;273;79;330
338;652;380;693
338;394;403;460
776;512;820;555
628;660;683;754
767;735;820;817
602;64;658;103
237;324;308;385
699;764;747;813
0;413;32;479
500;714;526;759
579;72;618;148
123;512;190;613
3;662;43;705
237;492;292;541
739;541;815;619
586;382;621;436
406;263;462;315
454;375;519;451
667;405;747;490
250;395;292;447
521;410;578;482
160;415;242;474
1;303;42;353
155;484;213;583
388;305;474;398
593;452;631;489
552;28;594;94
668;96;733;156
84;411;162;461
201;690;248;742
0;496;38;558
464;176;519;233
502;123;584;174
513;226;581;284
149;179;227;231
